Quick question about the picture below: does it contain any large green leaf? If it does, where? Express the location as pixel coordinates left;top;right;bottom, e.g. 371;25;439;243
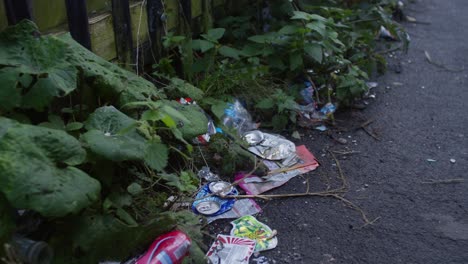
291;11;327;21
289;51;303;71
219;45;242;60
59;34;164;106
278;24;300;35
202;28;226;42
144;140;169;171
166;77;204;101
0;67;22;110
0;117;101;217
191;39;215;52
81;106;146;162
160;100;208;139
0;20;77;111
304;43;323;63
50;213;176;264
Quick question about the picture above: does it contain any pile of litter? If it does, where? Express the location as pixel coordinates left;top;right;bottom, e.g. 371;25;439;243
102;99;322;264
192;101;319;263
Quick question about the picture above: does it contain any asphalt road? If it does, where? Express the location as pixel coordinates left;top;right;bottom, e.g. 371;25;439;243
254;0;468;263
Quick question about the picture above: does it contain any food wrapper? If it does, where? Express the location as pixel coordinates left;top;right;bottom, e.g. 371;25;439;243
230;215;278;252
207;199;262;224
206;235;256;264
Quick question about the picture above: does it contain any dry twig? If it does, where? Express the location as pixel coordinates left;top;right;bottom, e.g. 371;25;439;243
224;151;377;225
421;178;465;184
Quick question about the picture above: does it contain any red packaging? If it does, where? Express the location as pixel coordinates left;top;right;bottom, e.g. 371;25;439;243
135;230;191;264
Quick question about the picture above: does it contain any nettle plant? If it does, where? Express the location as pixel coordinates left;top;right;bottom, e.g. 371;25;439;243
153;0;406;130
154;28;269;99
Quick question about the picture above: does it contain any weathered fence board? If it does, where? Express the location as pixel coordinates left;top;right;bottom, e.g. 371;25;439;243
1;0;236;67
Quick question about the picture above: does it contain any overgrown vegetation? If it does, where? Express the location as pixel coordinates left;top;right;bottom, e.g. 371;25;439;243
0;21;207;263
0;0;406;263
155;0;407;129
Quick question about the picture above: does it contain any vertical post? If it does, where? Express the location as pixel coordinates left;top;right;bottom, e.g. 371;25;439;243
180;0;192;31
65;0;91;50
201;0;213;32
4;0;32;25
146;0;165;58
111;0;134;69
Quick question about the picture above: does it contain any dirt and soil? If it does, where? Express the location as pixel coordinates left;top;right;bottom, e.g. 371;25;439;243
208;0;468;263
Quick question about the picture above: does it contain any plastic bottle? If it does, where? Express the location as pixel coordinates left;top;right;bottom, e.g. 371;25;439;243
12;235;53;264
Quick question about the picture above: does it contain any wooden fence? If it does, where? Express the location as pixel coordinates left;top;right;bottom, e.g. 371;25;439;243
0;0;246;67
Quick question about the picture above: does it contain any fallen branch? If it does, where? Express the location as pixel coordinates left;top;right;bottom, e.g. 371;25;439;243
331;150;361;155
362;126;381;141
353;117;381;141
424;50;464;72
358;118;376;129
421;178;465;184
226;150;376;225
329;150;348;190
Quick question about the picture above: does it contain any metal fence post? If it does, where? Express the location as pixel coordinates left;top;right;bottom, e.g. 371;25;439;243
111;0;134;69
65;0;92;50
146;0;165;58
4;0;32;25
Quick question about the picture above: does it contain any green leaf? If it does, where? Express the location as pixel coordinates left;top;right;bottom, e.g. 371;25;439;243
256;98;275;109
241;44;263;56
21;67;77;111
144;141;169;171
167;77;204;101
304;43;323;63
65;122;83;131
60;34;164;106
160;101;208;139
0;21;78;110
159;172;197;193
191;39;215;52
0;117;100;217
289;52;303;71
161;114;177;128
0;68;21;111
219;46;242;60
107;191;133;208
81;106;146;162
268;56;286;71
272;114;289;131
306;22;327;36
248;35;271;44
278;25;299;35
159;173;184;190
127;182;143;196
39;114;65;130
161;104;191;125
207;28;226;40
210;100;229;120
141;109;163;122
50;213;176;263
115;208;138;226
291;11;326;21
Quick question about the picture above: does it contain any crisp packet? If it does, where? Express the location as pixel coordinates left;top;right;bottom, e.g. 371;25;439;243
230;215;278;252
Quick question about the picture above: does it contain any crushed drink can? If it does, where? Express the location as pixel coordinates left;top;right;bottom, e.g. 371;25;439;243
208;181;234;196
192;184;238;216
134;230;191;264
